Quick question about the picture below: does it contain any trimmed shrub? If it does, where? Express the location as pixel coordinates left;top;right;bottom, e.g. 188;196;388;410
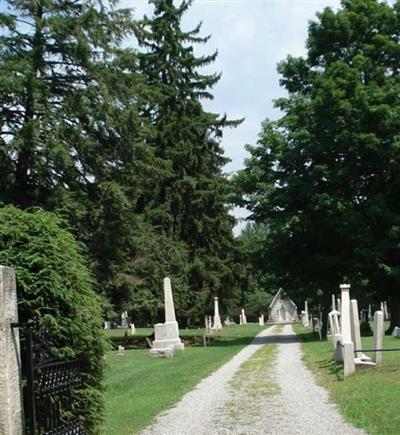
0;205;107;433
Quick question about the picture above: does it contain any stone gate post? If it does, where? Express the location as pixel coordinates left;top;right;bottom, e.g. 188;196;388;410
0;266;23;435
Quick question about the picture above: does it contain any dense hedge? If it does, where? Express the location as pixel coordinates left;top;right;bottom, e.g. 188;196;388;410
0;205;107;433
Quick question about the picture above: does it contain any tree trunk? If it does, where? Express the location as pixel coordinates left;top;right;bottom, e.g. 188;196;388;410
14;4;43;206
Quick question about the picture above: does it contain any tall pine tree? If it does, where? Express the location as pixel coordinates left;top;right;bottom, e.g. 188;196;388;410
135;0;242;320
0;0;166;311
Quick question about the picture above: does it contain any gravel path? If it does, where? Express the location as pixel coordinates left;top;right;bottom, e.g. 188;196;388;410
140;324;365;435
140;327;276;435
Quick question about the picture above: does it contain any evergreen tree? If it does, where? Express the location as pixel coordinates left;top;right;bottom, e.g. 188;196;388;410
0;0;133;205
135;0;242;320
0;0;167;311
235;0;400;333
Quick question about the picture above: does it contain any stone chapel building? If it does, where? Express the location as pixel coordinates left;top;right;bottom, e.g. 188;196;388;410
268;288;297;323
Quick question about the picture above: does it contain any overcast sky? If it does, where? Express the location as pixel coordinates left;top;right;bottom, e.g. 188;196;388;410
125;0;341;232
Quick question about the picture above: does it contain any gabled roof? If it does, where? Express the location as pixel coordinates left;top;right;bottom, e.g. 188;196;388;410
269;288;297;309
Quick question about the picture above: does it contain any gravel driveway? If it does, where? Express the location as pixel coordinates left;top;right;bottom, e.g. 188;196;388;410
140;324;365;435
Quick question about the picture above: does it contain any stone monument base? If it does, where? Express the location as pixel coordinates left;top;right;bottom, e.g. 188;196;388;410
150;347;174;358
152;321;185;351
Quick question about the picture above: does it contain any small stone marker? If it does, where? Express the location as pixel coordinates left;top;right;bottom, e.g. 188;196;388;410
121;310;128;328
329;310;342;357
130;322;136;335
304;301;309;327
205;315;212;335
392;326;400;338
259;314;265;326
212;297;223;330
373;311;384;364
116;345;125;356
241;308;247;325
314;317;322;340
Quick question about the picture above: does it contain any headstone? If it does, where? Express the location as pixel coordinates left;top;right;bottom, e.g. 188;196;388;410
392;326;400;338
207;315;214;334
150;277;184;356
121;310;128;328
368;304;372;320
331;294;336;311
104;321;111;330
259;314;265;326
373;311;384;364
224;316;235;326
350;300;362;358
239;313;243;325
0;266;23;435
340;284;355;376
360;310;367;324
116;345;125;356
304;301;309;327
241;308;247;325
383;301;389;320
337;298;341;314
314;317;322;340
212;297;223;330
329;310;342;357
130;322;136;335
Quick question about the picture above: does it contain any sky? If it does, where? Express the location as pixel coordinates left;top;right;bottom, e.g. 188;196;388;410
125;0;342;233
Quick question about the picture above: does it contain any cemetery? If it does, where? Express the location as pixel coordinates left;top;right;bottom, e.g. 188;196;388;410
2;0;400;434
1;214;400;434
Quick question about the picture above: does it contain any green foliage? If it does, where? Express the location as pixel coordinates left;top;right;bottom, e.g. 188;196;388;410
245;290;274;316
360;321;373;337
0;205;107;433
118;222;190;325
235;0;400;329
134;0;242;319
0;0;243;327
236;223;279;314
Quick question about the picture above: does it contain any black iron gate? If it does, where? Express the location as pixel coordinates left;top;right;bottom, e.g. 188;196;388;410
18;324;87;435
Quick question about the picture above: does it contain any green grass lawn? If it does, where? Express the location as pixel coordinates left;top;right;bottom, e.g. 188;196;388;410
105;327;208;338
105;326;216;349
294;324;400;434
102;324;265;434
